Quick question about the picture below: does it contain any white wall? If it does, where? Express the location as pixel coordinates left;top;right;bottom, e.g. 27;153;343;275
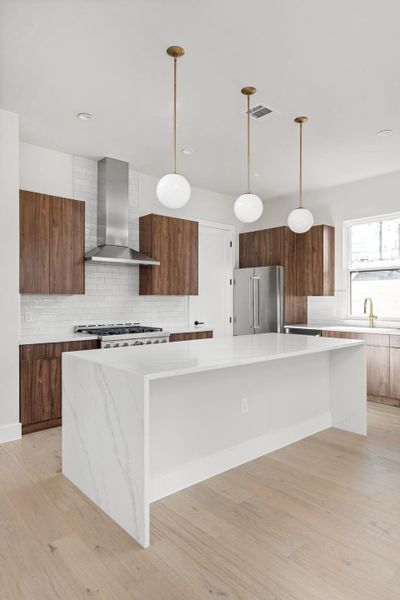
20;144;237;337
20;143;73;197
0;110;21;442
242;171;400;323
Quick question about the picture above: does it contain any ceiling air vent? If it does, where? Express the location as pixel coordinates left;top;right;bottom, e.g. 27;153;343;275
249;104;273;119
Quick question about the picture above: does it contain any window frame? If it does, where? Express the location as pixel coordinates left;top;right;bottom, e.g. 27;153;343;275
344;212;400;320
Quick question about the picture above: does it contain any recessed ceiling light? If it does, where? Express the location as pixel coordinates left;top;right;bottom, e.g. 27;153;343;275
77;112;93;121
181;147;194;155
254;172;261;177
377;129;392;137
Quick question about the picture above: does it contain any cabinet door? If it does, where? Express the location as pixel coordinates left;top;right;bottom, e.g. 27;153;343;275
296;225;335;296
390;348;400;399
19;190;50;293
49;197;85;294
367;346;390;397
139;214;198;295
20;358;60;427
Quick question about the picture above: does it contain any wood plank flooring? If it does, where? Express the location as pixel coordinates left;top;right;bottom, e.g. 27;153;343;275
0;403;399;599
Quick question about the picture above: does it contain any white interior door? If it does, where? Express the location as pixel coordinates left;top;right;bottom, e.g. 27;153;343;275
189;223;234;337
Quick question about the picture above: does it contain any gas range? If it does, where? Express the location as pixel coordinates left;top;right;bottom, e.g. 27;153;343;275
74;323;170;349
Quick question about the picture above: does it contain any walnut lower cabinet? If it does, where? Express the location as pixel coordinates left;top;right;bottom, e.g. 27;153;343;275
169;331;213;342
322;330;400;406
20;340;99;434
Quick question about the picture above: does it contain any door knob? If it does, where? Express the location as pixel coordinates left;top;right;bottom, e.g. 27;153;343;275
194;320;204;326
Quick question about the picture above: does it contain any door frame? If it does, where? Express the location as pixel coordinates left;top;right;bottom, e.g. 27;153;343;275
188;219;235;336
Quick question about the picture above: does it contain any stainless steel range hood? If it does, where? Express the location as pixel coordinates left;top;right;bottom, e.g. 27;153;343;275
85;157;160;266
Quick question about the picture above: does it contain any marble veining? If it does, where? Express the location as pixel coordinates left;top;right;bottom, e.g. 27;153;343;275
62;332;366;548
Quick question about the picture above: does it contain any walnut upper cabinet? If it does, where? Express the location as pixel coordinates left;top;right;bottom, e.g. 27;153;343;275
20;190;85;295
296;225;335;296
239;225;335;298
139;214;198;295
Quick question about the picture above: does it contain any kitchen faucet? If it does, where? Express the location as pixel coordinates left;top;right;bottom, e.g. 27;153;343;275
364;297;377;328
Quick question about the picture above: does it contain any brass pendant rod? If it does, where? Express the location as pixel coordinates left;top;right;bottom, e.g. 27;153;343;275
247;94;251;194
167;46;185;174
173;56;177;174
294;116;308;208
299;120;303;208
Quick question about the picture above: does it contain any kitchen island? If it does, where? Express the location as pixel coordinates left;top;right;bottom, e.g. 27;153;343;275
62;333;366;548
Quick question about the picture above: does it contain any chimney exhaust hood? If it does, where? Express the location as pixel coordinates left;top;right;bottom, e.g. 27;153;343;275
85;157;160;266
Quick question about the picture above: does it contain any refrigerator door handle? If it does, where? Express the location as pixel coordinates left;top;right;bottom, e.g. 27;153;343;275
249;276;254;327
253;276;260;329
249;276;253;327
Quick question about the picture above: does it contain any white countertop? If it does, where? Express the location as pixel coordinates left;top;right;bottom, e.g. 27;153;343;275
285;323;400;335
19;325;213;346
19;332;98;345
64;332;364;381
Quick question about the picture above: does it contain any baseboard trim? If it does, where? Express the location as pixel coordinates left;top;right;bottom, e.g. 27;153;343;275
150;412;331;503
0;422;22;444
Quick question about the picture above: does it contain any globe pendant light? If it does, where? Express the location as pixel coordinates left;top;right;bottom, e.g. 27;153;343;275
287;116;314;233
234;87;263;223
157;46;191;209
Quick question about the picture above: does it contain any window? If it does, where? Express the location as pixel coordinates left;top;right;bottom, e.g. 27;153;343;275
346;215;400;319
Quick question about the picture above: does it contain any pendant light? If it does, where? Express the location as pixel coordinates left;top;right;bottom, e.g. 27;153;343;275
234;87;263;223
287;116;314;233
157;46;191;209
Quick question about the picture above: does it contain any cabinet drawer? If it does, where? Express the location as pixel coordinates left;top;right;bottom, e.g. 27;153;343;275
356;333;389;347
390;335;400;348
20;339;99;361
170;331;213;342
322;330;389;346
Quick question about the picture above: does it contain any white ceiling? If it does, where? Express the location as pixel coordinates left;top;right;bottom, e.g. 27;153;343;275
1;0;400;200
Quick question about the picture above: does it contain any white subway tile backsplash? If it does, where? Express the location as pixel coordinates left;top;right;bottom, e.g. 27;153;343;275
20;157;188;337
307;290;347;324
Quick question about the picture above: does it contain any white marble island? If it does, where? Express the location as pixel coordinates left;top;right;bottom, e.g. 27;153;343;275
62;333;366;548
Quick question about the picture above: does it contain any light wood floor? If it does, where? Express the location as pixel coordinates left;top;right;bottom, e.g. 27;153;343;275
1;403;400;599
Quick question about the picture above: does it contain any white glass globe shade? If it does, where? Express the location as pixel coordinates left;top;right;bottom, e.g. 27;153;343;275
156;173;191;209
287;207;314;233
234;193;263;223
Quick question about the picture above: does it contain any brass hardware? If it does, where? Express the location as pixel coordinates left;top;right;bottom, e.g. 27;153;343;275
166;46;185;58
166;46;185;173
294;115;308;208
294;116;308;124
241;86;256;96
241;86;257;193
364;297;378;328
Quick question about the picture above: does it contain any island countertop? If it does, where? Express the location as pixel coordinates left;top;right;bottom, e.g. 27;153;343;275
62;330;367;548
65;332;364;380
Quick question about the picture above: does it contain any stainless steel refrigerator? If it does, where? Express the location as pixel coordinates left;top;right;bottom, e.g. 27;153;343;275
233;266;284;335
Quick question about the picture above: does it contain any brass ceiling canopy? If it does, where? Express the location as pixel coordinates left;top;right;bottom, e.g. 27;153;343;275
241;86;256;96
166;46;185;58
294;116;308;124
